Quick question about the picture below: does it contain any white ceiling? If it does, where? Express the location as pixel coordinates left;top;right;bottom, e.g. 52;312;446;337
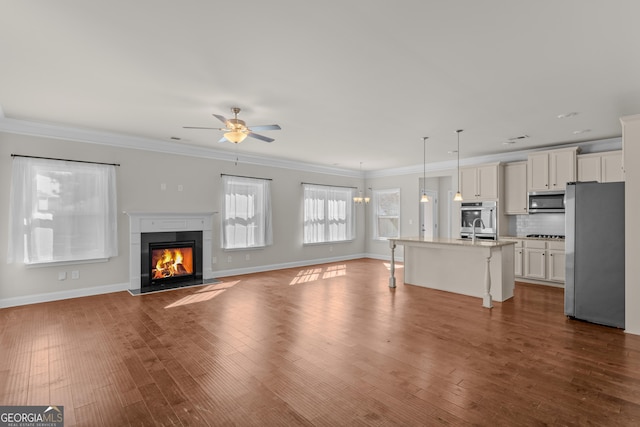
1;1;639;172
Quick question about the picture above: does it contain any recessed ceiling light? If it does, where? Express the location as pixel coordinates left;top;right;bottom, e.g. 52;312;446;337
557;112;579;119
572;129;591;135
170;136;181;141
507;135;529;141
447;150;458;154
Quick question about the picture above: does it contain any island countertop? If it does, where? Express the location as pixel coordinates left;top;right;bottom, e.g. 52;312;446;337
390;236;516;248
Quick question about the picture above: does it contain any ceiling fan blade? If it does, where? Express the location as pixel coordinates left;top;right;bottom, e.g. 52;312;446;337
249;124;281;131
248;132;274;143
213;114;229;125
218;136;229;143
183;126;226;130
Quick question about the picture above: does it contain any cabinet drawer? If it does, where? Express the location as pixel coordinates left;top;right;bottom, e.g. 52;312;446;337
524;240;546;249
547;241;565;251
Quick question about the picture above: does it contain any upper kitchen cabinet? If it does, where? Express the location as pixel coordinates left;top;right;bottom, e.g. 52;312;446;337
527;147;578;192
504;161;527;214
460;163;500;200
578;151;623;183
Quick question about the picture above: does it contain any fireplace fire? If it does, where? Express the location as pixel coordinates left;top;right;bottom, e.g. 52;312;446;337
140;231;203;291
151;245;194;280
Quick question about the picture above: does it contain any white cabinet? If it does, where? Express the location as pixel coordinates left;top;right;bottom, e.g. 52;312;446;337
460;163;499;200
528;148;578;192
578;151;623;183
513;239;524;277
547;241;565;283
521;239;565;284
504;162;528;214
524;240;546;280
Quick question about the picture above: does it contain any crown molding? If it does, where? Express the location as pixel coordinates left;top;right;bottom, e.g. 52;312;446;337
0;116;363;179
365;136;622;179
1;115;620;180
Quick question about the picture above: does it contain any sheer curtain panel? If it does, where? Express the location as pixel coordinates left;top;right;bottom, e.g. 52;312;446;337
303;184;355;244
222;175;272;249
7;157;118;264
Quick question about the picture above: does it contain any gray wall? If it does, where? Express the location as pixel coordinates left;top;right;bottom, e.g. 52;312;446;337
0;132;366;304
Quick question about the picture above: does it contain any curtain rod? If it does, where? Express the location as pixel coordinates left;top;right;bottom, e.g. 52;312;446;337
301;182;357;190
221;173;272;181
11;154;120;167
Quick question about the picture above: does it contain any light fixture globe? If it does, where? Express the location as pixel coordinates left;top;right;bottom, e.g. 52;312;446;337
224;130;248;143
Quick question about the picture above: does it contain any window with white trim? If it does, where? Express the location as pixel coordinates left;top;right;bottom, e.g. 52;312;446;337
303;184;355;244
222;175;272;249
372;188;400;240
7;157;118;265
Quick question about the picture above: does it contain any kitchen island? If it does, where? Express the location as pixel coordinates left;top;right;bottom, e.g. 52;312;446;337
388;237;516;307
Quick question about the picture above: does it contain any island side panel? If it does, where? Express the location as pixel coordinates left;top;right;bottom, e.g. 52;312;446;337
403;243;514;302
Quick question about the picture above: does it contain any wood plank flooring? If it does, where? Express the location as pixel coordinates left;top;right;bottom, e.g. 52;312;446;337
1;258;640;426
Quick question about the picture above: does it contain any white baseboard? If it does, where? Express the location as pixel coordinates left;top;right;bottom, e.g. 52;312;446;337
0;282;130;309
364;252;404;263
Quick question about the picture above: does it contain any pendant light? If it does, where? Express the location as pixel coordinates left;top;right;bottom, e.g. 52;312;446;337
354;162;370;204
420;137;429;203
453;130;463;201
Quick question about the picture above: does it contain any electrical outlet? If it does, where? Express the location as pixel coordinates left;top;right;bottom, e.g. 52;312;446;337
58;271;66;281
329;246;333;252
245;254;250;261
160;183;166;191
409;219;413;225
71;270;79;280
212;256;217;264
177;184;183;192
227;255;232;263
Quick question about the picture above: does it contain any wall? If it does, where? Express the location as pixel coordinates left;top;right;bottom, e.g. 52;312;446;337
365;172;456;260
621;114;640;335
0;132;366;306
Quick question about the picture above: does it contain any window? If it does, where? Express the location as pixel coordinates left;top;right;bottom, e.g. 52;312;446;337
303;184;355;244
222;175;272;249
7;157;118;265
373;188;400;240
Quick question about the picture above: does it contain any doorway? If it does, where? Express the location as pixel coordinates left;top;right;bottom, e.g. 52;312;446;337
419;190;438;238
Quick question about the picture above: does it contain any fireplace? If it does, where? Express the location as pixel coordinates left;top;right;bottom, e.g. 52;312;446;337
141;231;203;291
126;212;215;294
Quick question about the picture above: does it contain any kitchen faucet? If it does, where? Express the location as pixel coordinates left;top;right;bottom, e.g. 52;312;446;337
472;217;485;243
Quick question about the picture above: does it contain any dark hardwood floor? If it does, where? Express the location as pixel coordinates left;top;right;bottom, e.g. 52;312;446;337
1;258;639;426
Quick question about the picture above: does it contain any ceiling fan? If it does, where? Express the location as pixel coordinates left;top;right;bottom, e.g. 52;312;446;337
183;107;281;143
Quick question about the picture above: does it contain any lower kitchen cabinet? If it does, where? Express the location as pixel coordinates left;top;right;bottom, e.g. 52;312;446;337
513;239;524;276
524;241;546;280
547;241;565;282
521;239;565;284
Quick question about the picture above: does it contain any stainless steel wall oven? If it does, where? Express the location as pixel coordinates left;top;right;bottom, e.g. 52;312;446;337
460;201;497;240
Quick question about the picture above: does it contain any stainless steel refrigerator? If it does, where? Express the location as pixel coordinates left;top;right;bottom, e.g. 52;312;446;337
565;181;625;328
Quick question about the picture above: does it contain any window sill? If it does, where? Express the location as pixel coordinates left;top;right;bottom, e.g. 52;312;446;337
25;258;110;268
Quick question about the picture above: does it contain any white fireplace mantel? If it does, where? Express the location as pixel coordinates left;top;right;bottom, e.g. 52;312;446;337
125;211;216;291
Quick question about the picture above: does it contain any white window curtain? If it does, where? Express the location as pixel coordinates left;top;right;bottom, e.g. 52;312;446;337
222;175;272;249
7;157;118;265
373;188;401;240
303;184;355;244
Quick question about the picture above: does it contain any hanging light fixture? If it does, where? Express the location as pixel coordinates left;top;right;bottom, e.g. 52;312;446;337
354;162;370;204
453;129;463;201
420;137;429;203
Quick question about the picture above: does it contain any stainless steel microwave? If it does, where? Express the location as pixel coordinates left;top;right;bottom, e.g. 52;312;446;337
528;191;565;213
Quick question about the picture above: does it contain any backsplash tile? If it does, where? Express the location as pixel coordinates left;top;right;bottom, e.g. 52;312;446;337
507;214;566;236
